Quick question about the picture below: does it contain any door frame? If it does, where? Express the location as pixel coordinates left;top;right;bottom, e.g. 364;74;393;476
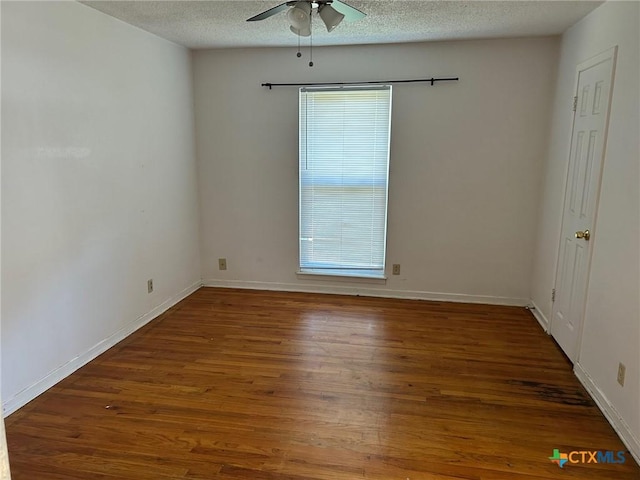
549;46;618;362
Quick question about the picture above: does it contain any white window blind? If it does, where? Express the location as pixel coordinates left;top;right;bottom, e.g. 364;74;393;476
299;85;392;278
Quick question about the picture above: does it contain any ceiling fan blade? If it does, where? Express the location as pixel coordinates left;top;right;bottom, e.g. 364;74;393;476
330;0;366;22
246;2;290;22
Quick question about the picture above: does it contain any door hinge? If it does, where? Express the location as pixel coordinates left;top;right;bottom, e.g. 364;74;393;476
572;96;578;112
552;288;556;303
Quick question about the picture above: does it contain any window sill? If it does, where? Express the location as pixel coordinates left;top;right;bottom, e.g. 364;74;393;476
296;269;387;285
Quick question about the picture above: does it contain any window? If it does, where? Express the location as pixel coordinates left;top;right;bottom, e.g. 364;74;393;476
298;85;392;279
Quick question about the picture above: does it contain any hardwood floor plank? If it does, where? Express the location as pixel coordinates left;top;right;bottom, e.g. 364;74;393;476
6;288;639;479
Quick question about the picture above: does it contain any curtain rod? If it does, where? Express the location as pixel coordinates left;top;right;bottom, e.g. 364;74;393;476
261;77;459;89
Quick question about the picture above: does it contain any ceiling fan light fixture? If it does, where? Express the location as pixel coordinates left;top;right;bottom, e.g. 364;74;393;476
318;4;345;32
290;25;311;37
287;1;312;30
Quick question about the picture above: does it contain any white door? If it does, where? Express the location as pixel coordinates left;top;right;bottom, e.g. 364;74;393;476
550;47;617;362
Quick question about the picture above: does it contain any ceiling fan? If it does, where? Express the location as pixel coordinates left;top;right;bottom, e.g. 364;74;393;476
247;1;366;37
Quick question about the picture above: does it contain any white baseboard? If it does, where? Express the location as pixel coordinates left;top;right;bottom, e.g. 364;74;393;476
3;280;202;417
528;300;550;332
202;279;529;307
574;363;640;465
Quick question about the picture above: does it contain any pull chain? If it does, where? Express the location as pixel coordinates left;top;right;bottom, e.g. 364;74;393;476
309;13;314;67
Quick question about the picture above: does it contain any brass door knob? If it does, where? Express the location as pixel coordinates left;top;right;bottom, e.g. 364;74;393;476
575;229;591;241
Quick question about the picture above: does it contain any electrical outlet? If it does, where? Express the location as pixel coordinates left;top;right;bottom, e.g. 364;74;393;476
147;279;154;294
617;362;626;387
392;264;401;275
218;258;227;271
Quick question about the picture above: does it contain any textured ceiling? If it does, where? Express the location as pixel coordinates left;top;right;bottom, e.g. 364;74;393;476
81;0;603;49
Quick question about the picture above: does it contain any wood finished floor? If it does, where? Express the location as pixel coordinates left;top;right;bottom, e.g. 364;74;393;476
6;288;639;479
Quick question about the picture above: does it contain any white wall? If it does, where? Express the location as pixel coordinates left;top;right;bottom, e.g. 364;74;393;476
194;38;559;305
1;1;201;413
0;4;11;475
530;0;639;460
